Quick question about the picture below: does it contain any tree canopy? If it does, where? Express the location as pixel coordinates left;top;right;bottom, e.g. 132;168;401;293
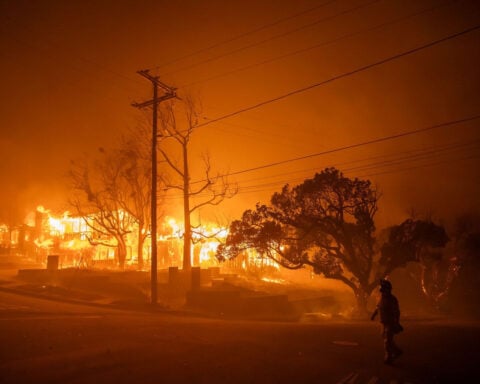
217;167;453;315
380;218;449;306
217;168;381;313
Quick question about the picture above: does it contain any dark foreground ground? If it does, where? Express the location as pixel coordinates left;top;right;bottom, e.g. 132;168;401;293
1;288;479;384
1;258;480;384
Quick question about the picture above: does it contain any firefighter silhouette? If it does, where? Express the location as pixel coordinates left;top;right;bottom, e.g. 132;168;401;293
371;279;403;364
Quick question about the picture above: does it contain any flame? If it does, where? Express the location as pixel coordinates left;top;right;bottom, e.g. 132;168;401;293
48;216;64;235
261;277;285;284
36;205;48;213
34;238;54;249
3;205;280;272
166;217;183;237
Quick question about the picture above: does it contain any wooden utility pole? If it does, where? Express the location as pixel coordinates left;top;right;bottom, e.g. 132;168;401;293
132;70;176;305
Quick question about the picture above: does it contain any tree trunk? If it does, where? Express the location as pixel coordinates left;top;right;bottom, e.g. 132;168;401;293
116;239;127;270
421;262;455;310
137;227;144;270
353;287;370;319
182;141;191;271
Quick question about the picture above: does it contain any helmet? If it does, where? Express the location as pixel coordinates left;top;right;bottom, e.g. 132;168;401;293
380;279;392;292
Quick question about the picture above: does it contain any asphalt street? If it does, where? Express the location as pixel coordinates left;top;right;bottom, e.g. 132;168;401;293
1;290;479;384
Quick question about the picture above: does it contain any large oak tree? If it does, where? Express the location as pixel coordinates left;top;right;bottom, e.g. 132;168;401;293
217;168;383;314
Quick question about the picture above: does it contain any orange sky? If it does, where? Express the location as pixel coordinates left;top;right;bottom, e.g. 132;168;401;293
1;0;479;228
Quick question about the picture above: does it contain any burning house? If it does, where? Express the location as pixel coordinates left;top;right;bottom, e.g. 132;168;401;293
1;206;277;273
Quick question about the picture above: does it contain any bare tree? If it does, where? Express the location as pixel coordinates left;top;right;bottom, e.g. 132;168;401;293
116;124;157;269
158;96;237;270
69;151;136;269
69;122;166;270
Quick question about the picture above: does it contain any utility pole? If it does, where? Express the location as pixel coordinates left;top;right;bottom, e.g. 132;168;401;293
132;70;176;305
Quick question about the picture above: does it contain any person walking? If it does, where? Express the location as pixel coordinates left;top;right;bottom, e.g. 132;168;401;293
371;279;403;364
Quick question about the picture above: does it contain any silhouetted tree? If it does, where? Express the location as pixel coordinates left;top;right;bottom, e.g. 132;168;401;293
158;96;237;270
380;218;450;306
217;168;382;314
69;150;136;269
69;124;165;269
447;212;480;316
116;125;155;269
451;212;480;266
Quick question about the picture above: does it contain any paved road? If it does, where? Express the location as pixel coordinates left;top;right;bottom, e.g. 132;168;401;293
0;290;479;384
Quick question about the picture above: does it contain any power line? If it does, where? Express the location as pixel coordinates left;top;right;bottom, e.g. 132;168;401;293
168;115;479;198
184;0;460;155
197;23;480;129
344;142;479;174
162;144;480;200
356;153;480;180
150;0;338;71
206;117;312;153
233;139;480;187
236;147;480;196
210;115;480;178
181;0;458;88
235;141;479;192
160;0;380;77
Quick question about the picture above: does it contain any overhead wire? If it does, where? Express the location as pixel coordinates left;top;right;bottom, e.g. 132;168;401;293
158;21;480;143
196;23;480;129
150;0;338;71
155;10;480;202
180;0;459;88
160;116;480;200
204;117;313;153
229;151;480;196
223;140;480;194
356;153;480;179
231;139;480;187
198;115;480;179
161;145;480;199
188;0;462;157
233;152;480;196
159;0;381;77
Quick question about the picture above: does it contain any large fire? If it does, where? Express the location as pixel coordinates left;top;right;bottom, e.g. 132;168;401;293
1;206;279;273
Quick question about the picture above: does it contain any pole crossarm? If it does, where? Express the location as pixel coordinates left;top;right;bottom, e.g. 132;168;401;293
132;69;177;109
132;93;177;109
138;69;177;93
